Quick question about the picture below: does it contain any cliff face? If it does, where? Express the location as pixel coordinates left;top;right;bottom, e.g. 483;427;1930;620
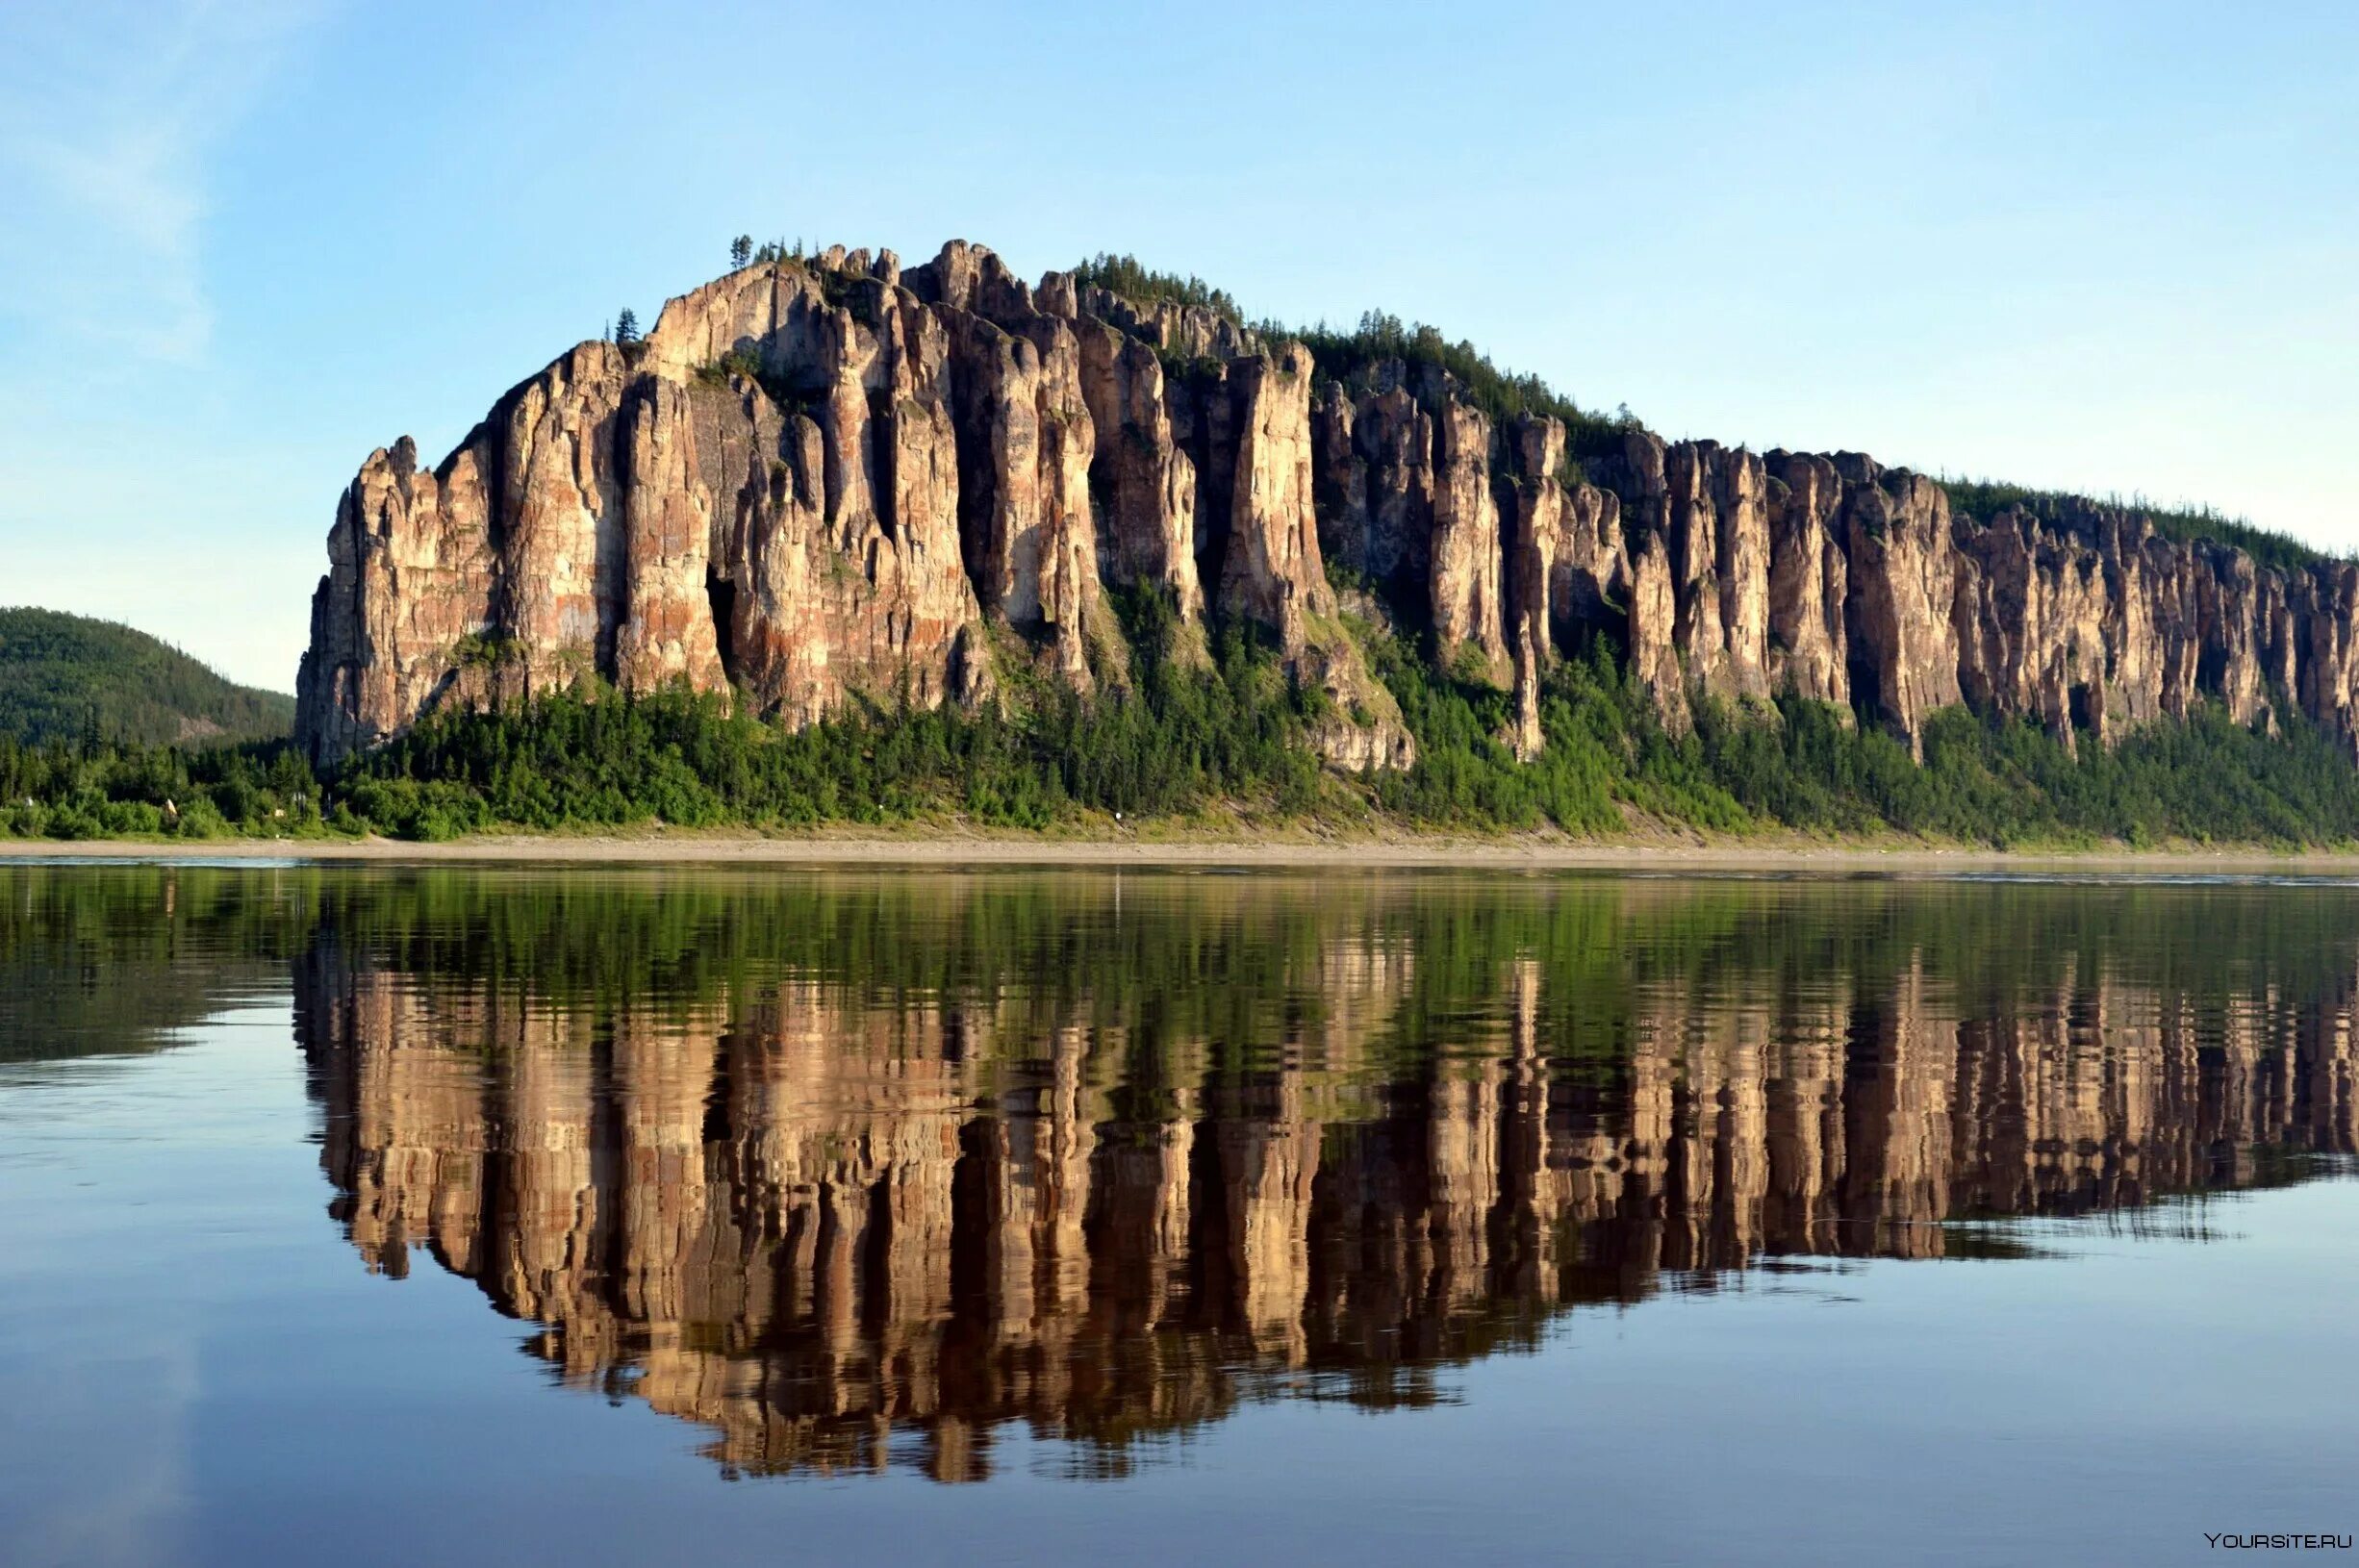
1581;437;2354;758
297;239;2352;772
296;240;1412;770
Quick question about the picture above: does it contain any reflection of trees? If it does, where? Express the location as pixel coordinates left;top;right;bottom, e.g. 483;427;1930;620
288;871;2359;1481
0;865;308;1061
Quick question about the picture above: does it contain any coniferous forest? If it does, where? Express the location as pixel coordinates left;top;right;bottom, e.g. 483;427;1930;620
0;607;295;748
9;583;2359;847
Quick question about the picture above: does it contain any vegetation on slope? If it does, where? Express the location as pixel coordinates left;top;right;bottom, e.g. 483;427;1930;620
1350;623;2359;847
1069;253;1242;319
1071;254;1637;463
9;590;2359;847
1;253;2344;847
1290;313;1639;462
0;608;293;748
1940;479;2331;573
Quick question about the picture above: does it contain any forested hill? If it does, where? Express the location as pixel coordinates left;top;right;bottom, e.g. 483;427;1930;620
0;608;293;747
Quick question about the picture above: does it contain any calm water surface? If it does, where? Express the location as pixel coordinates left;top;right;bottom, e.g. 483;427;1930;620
1;864;2354;1566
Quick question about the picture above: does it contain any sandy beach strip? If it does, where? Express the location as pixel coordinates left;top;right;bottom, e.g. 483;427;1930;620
3;830;2356;874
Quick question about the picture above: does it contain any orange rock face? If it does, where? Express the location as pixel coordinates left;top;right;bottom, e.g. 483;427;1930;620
298;242;1410;770
299;238;2359;771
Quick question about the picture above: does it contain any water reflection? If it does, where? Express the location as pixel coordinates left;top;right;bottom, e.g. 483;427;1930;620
0;864;297;1060
255;871;2356;1482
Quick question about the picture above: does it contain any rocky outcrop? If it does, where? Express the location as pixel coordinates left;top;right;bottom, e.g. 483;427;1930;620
1839;461;1965;753
1705;446;1773;701
615;378;728;694
1209;345;1414;768
940;301;1108;688
1504;415;1625;665
299;241;1415;770
302;254;1000;752
1219;344;1326;650
297;436;497;765
1075;283;1258;363
1325;381;1434;589
1590;441;2354;759
1505;624;1543;762
300;236;2354;776
1626;530;1687;731
1763;453;1849;707
1429;400;1509;683
1952;506;2115;747
1075;322;1201;620
1301;353;2351;761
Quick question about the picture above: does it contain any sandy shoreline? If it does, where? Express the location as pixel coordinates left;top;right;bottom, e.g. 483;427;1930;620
3;830;2356;873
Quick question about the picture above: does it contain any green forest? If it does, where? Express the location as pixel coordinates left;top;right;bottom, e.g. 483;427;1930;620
0;607;295;747
9;585;2359;847
1940;478;2325;572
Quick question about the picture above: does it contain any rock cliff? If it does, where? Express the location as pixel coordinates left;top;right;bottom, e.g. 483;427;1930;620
1574;437;2350;759
298;240;1415;770
298;239;2352;773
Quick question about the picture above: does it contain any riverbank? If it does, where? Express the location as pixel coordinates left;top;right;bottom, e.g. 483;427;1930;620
5;827;2358;873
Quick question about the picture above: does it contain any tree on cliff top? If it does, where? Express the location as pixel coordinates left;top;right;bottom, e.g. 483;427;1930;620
613;308;639;344
1069;253;1239;318
730;235;752;268
1073;252;1637;460
1940;476;2330;572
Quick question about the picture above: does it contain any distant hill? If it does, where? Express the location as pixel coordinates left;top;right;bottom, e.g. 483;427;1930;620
0;608;293;747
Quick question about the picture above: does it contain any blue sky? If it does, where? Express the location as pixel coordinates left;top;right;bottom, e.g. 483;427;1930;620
2;0;2353;691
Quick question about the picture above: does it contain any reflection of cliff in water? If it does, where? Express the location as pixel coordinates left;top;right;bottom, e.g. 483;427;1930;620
292;873;2359;1481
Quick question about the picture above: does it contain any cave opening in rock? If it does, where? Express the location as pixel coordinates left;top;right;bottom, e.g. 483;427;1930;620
2196;645;2229;697
706;569;738;672
2069;681;2098;737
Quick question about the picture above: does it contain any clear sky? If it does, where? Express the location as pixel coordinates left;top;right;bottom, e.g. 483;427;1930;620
3;0;2353;691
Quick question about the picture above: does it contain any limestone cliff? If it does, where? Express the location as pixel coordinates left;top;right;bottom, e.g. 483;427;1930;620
298;240;1411;771
299;238;2354;775
1575;439;2350;758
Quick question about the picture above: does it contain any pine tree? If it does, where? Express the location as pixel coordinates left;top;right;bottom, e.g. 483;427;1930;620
615;307;640;344
730;235;752;268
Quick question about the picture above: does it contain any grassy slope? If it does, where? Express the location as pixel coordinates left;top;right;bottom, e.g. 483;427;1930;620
0;607;294;747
